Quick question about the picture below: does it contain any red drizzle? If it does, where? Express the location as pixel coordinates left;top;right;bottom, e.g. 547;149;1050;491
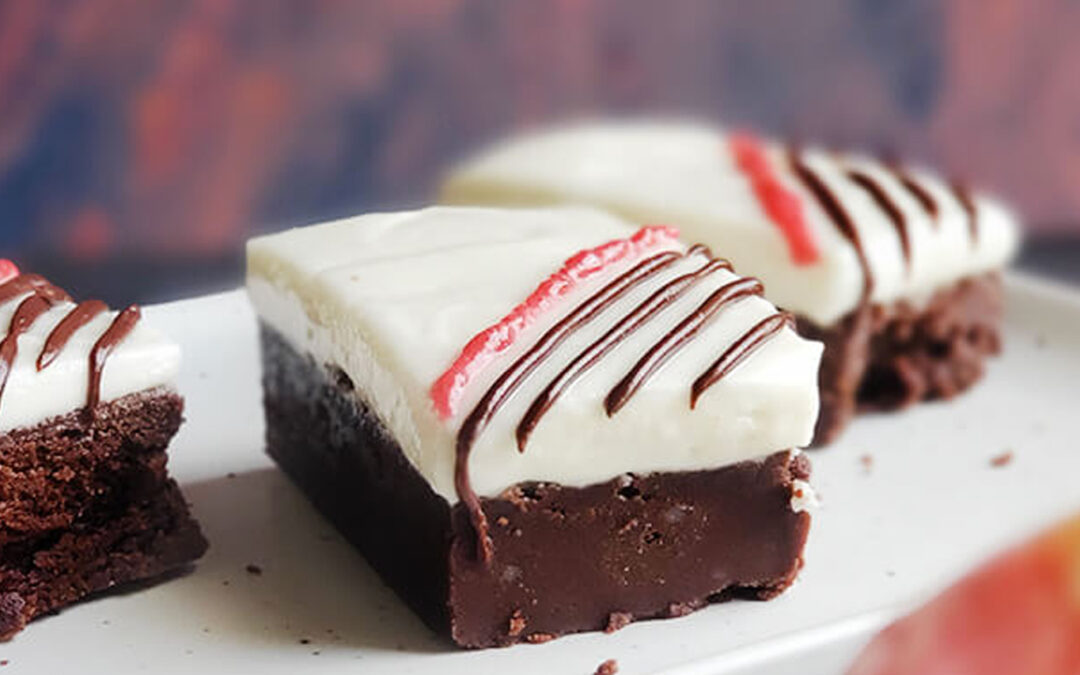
691;312;793;408
87;305;141;410
0;260;18;285
731;133;819;265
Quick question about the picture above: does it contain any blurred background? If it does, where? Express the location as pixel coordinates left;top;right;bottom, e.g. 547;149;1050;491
1;0;1078;303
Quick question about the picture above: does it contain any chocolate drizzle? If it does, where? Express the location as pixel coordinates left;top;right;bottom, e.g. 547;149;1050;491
890;166;939;223
38;300;108;370
604;277;763;416
0;273;142;419
847;169;911;273
517;252;729;450
789;150;875;301
451;243;793;563
691;312;793;408
950;181;979;245
0;295;58;404
87;305;141;410
0;274;70;305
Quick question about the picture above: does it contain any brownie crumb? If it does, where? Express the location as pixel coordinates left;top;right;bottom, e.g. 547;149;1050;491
299;638;311;645
860;455;873;473
508;609;527;637
594;659;618;675
605;612;632;634
990;451;1014;468
245;564;263;575
525;632;555;644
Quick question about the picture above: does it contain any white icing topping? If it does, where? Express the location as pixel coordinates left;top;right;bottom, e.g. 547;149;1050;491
441;120;1022;326
0;294;180;433
247;206;822;502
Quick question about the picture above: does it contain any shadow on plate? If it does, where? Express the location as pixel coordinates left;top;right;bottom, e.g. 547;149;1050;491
158;467;451;654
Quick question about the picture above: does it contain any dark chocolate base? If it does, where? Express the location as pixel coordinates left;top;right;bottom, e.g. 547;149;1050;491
800;273;1003;445
0;391;208;639
260;325;811;648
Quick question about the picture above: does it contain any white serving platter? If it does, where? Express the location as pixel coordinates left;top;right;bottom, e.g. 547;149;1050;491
2;273;1079;674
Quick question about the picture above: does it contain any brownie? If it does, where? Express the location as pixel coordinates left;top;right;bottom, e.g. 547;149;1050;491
0;390;207;639
800;273;1003;445
261;325;811;648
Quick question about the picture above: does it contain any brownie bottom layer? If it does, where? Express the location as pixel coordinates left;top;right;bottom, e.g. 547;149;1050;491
0;391;208;640
800;273;1003;445
261;325;811;648
0;479;207;639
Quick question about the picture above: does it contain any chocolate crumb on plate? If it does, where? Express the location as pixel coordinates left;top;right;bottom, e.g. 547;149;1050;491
245;564;263;575
595;659;619;675
990;451;1014;468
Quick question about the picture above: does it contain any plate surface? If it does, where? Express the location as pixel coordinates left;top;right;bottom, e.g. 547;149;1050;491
2;274;1079;674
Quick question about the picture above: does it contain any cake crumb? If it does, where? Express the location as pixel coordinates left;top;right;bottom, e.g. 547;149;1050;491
245;564;263;575
990;451;1014;468
496;516;510;527
605;612;632;634
299;638;311;645
226;472;237;479
508;609;527;637
525;632;555;644
859;454;873;473
594;659;618;675
0;659;9;666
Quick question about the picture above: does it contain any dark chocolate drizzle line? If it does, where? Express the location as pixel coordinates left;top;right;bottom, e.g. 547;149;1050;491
0;275;142;418
516;255;730;451
691;312;793;408
87;305;141;411
846;169;912;273
788;150;875;301
950;180;979;245
0;274;71;305
604;277;764;417
455;249;683;562
0;295;57;406
890;166;939;223
37;300;108;371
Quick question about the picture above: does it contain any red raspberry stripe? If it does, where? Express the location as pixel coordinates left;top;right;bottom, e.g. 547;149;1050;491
730;133;819;265
0;260;19;285
430;225;680;420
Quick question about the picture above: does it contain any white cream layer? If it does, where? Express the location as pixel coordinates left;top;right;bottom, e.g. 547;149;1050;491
247;206;822;503
441;120;1022;326
0;295;181;433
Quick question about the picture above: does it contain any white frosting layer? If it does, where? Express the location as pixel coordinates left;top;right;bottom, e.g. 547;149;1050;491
0;294;181;433
441;120;1022;326
247;206;822;503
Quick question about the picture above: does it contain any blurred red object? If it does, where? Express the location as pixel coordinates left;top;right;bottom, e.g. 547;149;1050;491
848;514;1080;675
0;260;18;284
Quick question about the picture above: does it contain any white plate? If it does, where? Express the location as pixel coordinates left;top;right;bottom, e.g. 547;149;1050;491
3;274;1079;674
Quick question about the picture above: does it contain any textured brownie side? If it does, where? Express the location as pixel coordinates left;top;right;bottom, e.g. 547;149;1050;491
0;479;207;639
0;390;184;546
260;325;812;648
799;273;1004;445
